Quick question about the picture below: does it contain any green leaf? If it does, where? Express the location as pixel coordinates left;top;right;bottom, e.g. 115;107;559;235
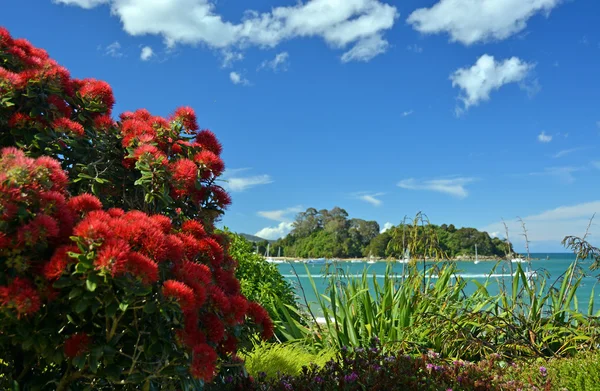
69;287;84;300
119;302;129;312
53;277;73;289
75;299;90;314
86;279;98;292
143;301;157;314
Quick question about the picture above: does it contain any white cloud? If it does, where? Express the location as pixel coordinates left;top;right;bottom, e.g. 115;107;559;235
407;0;562;45
54;0;109;9
259;52;290;72
140;46;154;61
223;169;273;191
398;177;476;198
229;71;250;85
104;41;123;57
406;44;423;53
255;222;294;240
552;147;586;158
529;166;583;184
450;54;534;114
401;110;414;117
356;192;384;206
226;175;272;191
537;131;552;143
340;34;388;63
380;222;393;233
482;200;600;248
54;0;398;63
257;206;303;222
221;50;244;68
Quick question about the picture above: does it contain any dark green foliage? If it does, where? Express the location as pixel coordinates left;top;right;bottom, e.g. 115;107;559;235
226;231;298;319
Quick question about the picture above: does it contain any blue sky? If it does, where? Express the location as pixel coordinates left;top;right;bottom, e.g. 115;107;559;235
2;0;599;251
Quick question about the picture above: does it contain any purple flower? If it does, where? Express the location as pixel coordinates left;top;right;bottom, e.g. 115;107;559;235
282;381;293;390
315;376;323;384
384;355;396;363
539;366;548;377
224;375;233;383
372;364;382;371
426;363;434;370
427;350;440;359
344;372;359;382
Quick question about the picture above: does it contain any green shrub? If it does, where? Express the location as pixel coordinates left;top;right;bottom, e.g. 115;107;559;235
227;232;299;319
515;353;600;391
242;342;336;379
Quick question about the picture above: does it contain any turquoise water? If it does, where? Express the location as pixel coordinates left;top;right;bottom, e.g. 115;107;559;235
276;253;600;316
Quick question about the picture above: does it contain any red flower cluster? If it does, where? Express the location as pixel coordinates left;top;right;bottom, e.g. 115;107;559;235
63;333;91;358
0;277;41;318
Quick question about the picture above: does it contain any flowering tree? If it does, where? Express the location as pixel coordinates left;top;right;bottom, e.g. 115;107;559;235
0;28;272;390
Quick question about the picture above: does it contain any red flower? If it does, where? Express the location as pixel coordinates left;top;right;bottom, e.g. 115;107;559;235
52;117;84;136
107;208;125;217
195;129;222;155
181;219;206;239
93;114;114;132
228;295;249;325
73;218;111;242
170;158;197;190
43;245;77;280
68;194;103;214
190;343;217;381
203;313;225;342
78;78;115;111
64;333;91;358
112;251;159;285
208;286;230;314
221;334;238;354
0;278;41;317
35;155;69;192
194;150;224;177
150;214;172;234
47;95;72;117
132;144;166;164
164;234;185;262
210;186;232;209
17;214;60;246
261;316;274;340
8;112;34;128
120;118;155;147
162;280;196;312
172;106;199;132
95;239;130;270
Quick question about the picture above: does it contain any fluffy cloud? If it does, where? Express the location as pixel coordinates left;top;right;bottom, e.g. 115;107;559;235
380;222;393;233
104;41;123;57
401;110;414;117
407;0;562;45
537;131;552;143
229;71;250;85
257;206;303;222
140;46;154;61
398;177;476;198
255;222;294;240
259;52;290;72
450;54;534;114
221;50;243;68
54;0;398;62
481;200;600;249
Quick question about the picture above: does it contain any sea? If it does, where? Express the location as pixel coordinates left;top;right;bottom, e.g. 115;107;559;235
275;253;600;316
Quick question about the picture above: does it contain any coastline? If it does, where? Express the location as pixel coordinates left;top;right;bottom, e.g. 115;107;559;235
265;255;524;263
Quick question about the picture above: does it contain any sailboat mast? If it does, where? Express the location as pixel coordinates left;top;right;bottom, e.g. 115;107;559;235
475;244;478;262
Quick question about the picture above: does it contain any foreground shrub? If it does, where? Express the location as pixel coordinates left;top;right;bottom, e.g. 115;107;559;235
222;339;548;391
242;342;336;379
0;28;272;390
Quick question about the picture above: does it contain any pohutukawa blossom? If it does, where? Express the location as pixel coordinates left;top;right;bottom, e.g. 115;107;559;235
194;150;224;177
190;343;217;381
112;252;159;285
43;245;77;280
163;280;197;312
0;278;42;317
210;186;232;209
195;129;222;155
78;78;115;111
93;114;114;132
47;94;72;117
63;333;91;358
67;194;103;214
181;220;206;239
172;106;199;132
52;117;84;136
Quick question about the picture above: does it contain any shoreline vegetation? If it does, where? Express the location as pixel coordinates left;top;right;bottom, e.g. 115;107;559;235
265;255;535;262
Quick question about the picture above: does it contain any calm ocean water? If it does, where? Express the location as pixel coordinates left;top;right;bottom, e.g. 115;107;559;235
276;253;600;316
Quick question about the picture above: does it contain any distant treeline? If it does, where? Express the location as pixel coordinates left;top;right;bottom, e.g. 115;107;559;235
251;207;512;259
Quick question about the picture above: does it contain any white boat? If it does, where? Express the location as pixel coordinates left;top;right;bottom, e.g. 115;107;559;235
306;258;326;265
397;248;410;264
474;244;480;264
511;258;526;263
350;259;363;263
